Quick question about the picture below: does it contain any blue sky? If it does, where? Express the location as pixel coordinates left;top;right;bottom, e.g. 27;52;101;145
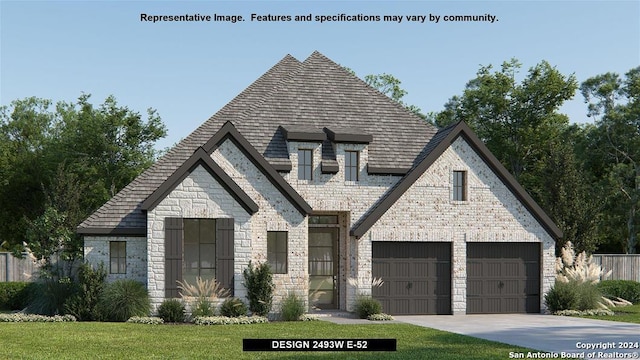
1;1;638;150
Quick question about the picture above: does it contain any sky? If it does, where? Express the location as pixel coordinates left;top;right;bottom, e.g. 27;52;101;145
1;1;639;151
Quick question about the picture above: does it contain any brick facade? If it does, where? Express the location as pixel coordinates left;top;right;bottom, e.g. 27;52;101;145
85;136;555;315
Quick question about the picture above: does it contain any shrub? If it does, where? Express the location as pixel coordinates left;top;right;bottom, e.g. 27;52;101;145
63;262;107;321
98;280;151;322
177;277;229;319
27;277;76;316
243;261;274;316
158;299;186;323
220;297;247;318
280;293;305;321
545;280;602;313
190;298;215;318
575;281;602;310
0;282;32;310
597;280;640;304
354;296;382;319
545;281;579;312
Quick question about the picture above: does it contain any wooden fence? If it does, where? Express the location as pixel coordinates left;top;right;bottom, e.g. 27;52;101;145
0;252;38;282
593;254;640;282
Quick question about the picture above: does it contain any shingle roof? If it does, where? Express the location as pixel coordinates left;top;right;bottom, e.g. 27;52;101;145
78;51;438;234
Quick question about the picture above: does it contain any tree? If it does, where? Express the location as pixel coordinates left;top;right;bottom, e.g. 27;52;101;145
436;59;578;182
363;73;425;118
580;67;640;253
0;94;167;255
435;59;601;253
343;67;425;118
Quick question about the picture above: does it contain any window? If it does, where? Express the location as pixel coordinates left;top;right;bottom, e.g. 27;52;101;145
110;241;126;274
183;219;216;285
267;231;287;274
453;171;467;201
345;151;359;181
298;149;313;180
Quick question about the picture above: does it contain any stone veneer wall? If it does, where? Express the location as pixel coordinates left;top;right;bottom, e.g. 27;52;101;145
84;236;147;284
146;139;306;312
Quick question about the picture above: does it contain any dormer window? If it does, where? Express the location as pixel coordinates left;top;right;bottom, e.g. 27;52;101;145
345;151;359;181
298;149;313;180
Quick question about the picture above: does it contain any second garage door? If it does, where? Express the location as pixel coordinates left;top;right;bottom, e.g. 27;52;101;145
372;242;451;315
467;242;540;314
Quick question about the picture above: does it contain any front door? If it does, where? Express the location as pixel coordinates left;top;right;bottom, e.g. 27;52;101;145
308;227;339;309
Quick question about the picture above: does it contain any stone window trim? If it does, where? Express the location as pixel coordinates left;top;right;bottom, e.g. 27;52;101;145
298;149;314;180
267;231;288;274
453;170;467;202
109;241;126;274
345;150;359;182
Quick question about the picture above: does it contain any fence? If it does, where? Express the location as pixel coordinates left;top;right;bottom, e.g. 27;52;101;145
593;254;640;282
0;252;38;282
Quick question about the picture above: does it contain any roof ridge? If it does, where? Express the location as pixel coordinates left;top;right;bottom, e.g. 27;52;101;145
233;56;305;125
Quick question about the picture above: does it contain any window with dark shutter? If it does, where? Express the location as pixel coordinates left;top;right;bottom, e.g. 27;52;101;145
165;217;184;298
165;217;235;298
216;218;235;295
183;219;216;285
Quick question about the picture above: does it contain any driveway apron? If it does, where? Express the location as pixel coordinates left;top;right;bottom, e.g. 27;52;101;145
395;314;640;359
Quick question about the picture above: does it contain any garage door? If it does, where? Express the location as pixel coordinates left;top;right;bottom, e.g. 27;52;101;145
467;243;540;314
372;242;451;315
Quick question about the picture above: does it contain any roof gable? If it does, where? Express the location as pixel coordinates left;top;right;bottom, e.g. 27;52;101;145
351;121;563;241
140;146;259;215
203;122;313;215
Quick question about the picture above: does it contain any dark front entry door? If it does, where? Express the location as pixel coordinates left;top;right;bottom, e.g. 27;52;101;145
308;227;339;309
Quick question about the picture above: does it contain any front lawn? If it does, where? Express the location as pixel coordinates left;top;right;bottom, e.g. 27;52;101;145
579;304;640;324
1;321;530;359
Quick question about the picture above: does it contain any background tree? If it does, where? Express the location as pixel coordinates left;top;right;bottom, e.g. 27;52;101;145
434;59;600;253
343;67;425;118
0;94;167;261
580;67;640;253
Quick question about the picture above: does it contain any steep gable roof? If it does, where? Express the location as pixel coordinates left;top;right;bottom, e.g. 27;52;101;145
78;51;439;234
140;146;259;215
351;121;563;241
77;55;305;234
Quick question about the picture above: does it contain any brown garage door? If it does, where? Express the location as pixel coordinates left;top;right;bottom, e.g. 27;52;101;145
467;243;540;314
372;242;451;315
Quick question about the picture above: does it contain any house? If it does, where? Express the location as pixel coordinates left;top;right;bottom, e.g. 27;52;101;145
78;51;560;315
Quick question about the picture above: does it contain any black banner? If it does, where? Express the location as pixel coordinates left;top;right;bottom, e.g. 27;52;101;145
243;339;397;352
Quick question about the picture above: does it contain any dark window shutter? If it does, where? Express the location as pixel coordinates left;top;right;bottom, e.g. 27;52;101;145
216;218;234;295
165;217;183;298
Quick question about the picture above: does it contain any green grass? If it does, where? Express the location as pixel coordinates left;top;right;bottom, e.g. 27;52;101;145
579;304;640;324
1;321;530;359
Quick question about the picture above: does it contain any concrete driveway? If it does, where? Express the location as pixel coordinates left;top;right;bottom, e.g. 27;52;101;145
395;314;640;358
